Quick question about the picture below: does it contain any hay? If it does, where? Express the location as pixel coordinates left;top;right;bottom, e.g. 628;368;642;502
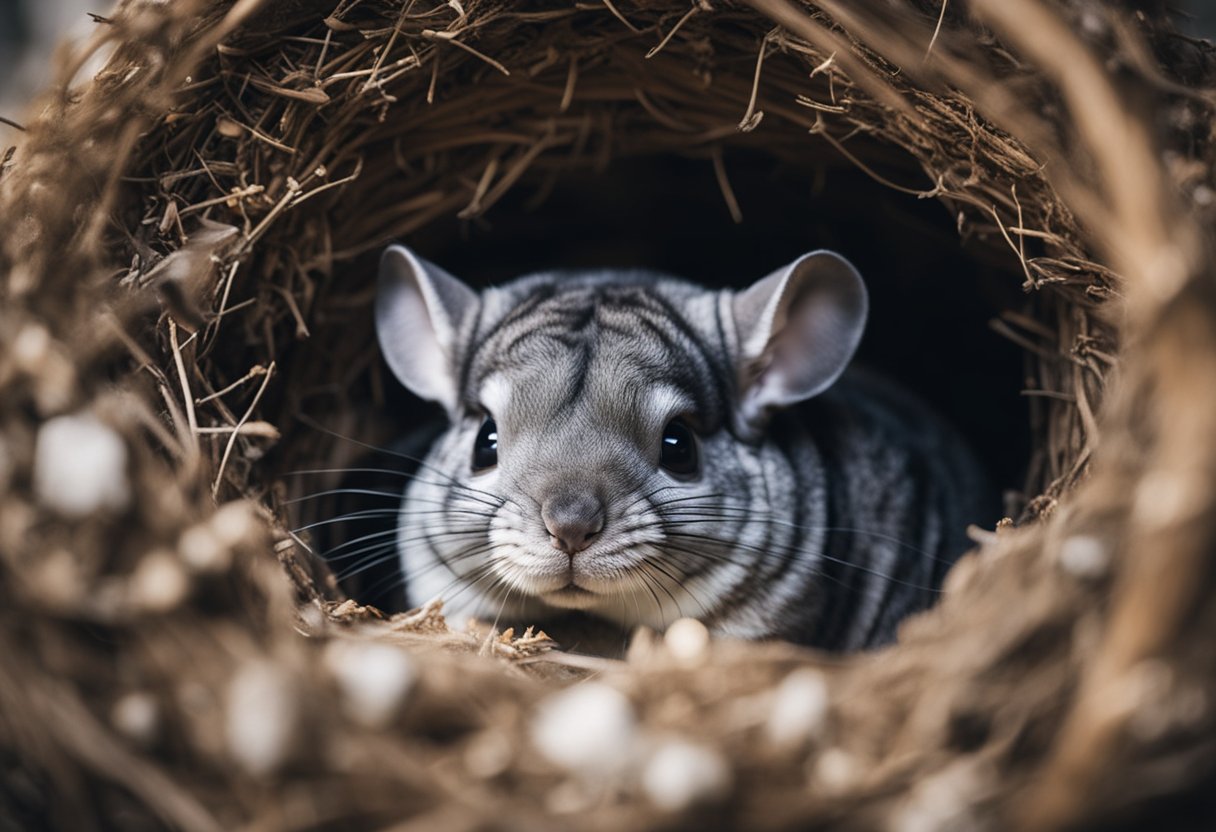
2;0;1215;828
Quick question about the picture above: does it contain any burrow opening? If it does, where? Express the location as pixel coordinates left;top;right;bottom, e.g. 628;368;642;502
266;148;1034;615
115;9;1092;631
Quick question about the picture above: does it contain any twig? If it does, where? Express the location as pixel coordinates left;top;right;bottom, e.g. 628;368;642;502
646;4;701;59
168;318;199;460
459;154;501;218
212;361;276;497
422;30;510;76
923;0;948;63
196;421;280;438
195;364;269;405
602;0;641;33
560;55;578;113
812;117;943;198
988;202;1035;289
711;145;743;223
738;31;775;132
178;184;265;217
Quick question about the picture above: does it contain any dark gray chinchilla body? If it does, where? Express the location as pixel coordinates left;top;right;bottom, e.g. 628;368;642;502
374;245;991;651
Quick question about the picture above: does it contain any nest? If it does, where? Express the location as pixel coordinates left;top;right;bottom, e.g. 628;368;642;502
2;0;1216;828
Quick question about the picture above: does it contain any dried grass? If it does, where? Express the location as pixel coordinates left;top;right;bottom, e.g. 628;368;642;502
2;0;1215;828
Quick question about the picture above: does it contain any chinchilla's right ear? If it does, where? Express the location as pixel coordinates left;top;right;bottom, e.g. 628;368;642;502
376;244;478;416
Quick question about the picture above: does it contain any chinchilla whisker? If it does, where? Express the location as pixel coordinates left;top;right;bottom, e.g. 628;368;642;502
333;505;499;523
621;569;645;624
291;504;499;536
642;557;696;618
656;514;949;565
659;541;772;574
391;506;498;520
287;465;429;479
415;559;496;601
665;531;944;594
355;535;491;581
363;547;496;604
347;492;503;513
639;559;683;618
489;571;521;635
284;487;405;505
656;542;875;605
295;418;518;508
651;502;961;567
324;526;486;562
618;484;688;515
401;542;498;584
631;565;668;629
329;538;419;573
647;492;730;510
652;512;755;524
443;562;509;611
626;502;950;566
334;546;400;581
291;509;402;534
285;469;507;510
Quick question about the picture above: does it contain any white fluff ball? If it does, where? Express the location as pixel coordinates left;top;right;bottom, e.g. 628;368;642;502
34;412;131;517
531;683;637;775
111;691;159;745
130;549;189;612
324;640;417;729
1057;535;1109;580
226;662;297;776
664;617;710;666
642;739;732;811
766;668;830;747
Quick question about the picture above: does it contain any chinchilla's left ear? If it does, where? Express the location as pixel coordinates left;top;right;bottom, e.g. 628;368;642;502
731;250;868;430
376;244;479;417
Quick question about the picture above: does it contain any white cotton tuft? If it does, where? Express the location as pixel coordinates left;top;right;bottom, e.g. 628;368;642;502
530;683;637;775
813;747;859;792
211;500;258;547
111;691;159;745
130;549;190;612
324;640;417;729
178;523;230;572
34;413;130;517
226;662;297;776
1057;535;1109;580
766;668;830;747
664;617;710;666
890;760;989;832
642;739;732;811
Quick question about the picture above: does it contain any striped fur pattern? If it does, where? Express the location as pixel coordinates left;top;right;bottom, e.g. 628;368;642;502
375;247;990;650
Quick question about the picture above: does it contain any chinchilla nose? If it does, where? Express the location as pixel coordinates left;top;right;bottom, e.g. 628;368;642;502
541;491;606;554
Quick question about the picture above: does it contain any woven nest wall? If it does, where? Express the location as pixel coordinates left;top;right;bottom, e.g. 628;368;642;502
2;0;1216;829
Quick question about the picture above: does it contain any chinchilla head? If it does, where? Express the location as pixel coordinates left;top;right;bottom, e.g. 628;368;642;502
374;244;867;629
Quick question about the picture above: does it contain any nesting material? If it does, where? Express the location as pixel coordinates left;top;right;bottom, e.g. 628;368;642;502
1;0;1215;829
664;617;711;666
531;682;638;776
324;639;417;729
225;661;299;777
33;412;130;517
642;739;733;811
766;668;830;748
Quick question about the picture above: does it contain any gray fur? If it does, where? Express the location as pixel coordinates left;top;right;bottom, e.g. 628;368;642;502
375;246;989;650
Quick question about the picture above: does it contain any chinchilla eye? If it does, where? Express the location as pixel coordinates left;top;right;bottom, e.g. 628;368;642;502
472;417;498;471
659;418;698;476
